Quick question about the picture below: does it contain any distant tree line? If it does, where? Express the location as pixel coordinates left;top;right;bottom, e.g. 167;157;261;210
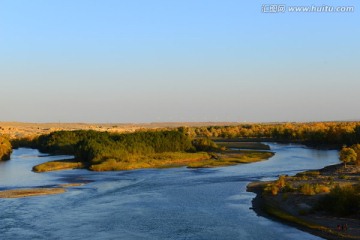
9;122;360;165
182;122;360;146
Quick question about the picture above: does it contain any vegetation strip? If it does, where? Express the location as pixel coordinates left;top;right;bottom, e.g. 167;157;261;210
33;160;84;172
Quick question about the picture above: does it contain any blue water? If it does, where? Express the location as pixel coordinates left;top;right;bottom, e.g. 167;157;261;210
0;143;340;239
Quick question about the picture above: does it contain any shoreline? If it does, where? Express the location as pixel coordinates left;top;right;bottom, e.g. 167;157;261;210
247;164;360;240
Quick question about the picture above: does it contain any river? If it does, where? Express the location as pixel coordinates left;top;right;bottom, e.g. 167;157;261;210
0;143;340;239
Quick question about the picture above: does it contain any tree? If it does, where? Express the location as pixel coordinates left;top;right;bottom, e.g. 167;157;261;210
350;144;360;165
0;136;12;161
339;147;357;168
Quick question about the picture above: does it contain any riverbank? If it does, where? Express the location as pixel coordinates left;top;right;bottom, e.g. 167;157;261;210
247;164;360;240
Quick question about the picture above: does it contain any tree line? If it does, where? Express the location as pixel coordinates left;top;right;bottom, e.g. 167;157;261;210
9;122;360;165
182;122;360;146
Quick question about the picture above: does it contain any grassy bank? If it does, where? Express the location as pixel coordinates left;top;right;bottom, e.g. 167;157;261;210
33;159;85;172
187;151;274;168
214;141;271;150
32;150;274;172
90;152;209;171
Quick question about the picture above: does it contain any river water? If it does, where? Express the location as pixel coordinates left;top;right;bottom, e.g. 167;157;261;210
0;143;340;240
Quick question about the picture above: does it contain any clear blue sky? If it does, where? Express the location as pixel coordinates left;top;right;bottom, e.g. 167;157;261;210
0;0;359;123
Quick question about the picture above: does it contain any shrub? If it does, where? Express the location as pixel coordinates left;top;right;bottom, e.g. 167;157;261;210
264;184;279;196
316;185;360;216
282;183;297;193
271;185;279;195
339;147;357;167
313;184;331;194
300;183;316;195
277;175;286;188
264;175;288;196
192;138;219;152
300;183;330;195
0;136;12;161
339;175;349;180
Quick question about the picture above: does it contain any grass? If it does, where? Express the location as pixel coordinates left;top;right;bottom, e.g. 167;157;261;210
90;152;210;171
33;159;84;172
214;141;270;150
33;150;274;172
220;151;273;162
187;151;274;168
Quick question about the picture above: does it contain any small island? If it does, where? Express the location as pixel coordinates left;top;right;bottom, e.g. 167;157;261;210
11;129;274;172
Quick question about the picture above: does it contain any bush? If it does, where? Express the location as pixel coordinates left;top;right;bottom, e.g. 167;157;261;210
0;136;12;161
339;147;357;167
192;138;219;152
282;183;297;193
300;183;330;195
264;176;287;196
300;183;316;195
316;185;360;216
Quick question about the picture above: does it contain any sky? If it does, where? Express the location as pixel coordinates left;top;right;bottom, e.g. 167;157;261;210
0;0;359;123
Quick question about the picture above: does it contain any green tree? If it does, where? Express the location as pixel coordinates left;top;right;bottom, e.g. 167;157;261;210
339;147;357;167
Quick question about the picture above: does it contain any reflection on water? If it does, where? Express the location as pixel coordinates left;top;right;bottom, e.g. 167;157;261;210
0;144;339;240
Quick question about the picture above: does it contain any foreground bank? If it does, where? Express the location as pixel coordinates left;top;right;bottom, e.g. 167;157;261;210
248;164;360;240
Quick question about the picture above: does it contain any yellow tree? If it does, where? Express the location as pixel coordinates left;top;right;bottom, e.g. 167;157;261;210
339;147;357;168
